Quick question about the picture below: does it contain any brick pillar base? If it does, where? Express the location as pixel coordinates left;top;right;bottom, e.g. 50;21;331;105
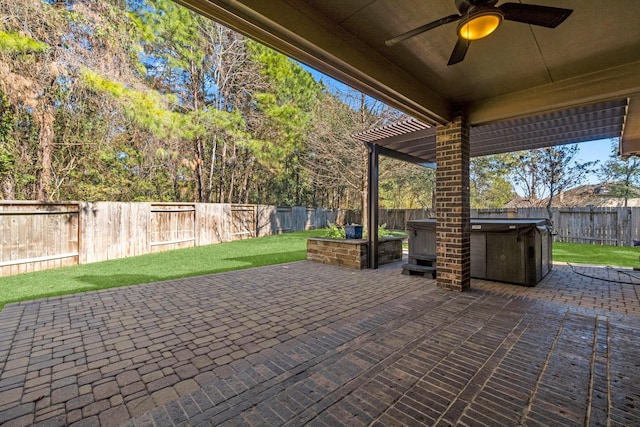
435;112;470;291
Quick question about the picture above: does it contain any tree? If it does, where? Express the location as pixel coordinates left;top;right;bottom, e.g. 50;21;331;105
303;89;366;208
130;0;256;202
380;161;435;209
303;85;403;215
505;145;598;218
0;0;422;208
470;155;516;208
599;140;640;207
245;43;325;205
0;2;64;200
540;145;598;217
0;0;163;201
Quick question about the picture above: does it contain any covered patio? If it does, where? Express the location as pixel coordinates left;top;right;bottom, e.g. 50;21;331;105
2;1;640;425
0;259;639;425
172;0;640;291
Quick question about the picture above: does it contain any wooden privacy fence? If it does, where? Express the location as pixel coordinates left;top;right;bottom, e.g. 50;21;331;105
6;202;636;277
378;207;640;246
0;202;80;275
0;201;337;277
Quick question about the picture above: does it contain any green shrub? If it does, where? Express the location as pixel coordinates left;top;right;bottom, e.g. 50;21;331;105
324;222;346;238
377;223;389;238
323;223;400;239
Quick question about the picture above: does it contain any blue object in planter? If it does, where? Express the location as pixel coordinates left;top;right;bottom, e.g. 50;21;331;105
345;225;363;239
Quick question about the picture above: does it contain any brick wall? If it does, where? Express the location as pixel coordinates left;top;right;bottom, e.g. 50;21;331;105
435;113;471;291
307;238;403;269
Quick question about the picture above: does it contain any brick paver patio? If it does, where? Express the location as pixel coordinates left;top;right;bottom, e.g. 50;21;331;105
0;260;639;426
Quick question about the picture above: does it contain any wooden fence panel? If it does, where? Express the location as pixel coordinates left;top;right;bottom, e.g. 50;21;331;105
553;207;623;245
81;202;151;263
232;205;257;239
325;209;339;226
2;201;336;277
619;208;633;245
631;208;640;243
302;207;315;230
150;204;196;253
0;202;79;276
275;207;293;233
196;203;232;245
301;207;312;230
378;209;434;229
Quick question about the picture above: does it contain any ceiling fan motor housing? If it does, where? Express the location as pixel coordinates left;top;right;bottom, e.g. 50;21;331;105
457;7;504;40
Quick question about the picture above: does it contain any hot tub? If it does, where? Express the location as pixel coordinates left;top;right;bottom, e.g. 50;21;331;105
407;218;553;286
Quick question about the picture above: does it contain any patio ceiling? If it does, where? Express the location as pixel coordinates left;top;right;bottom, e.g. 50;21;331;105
175;0;640;157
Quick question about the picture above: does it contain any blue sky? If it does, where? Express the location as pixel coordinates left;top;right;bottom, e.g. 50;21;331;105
574;139;615;184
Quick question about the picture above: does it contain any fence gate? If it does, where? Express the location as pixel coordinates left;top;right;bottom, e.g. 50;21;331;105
149;203;196;252
0;202;79;276
231;205;256;239
277;207;293;232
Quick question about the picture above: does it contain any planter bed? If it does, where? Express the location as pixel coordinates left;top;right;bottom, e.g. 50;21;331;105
307;237;403;269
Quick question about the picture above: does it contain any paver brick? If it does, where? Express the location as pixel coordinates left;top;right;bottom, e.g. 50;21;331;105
66;393;95;411
1;262;639;426
174;379;200;397
126;395;156;418
100;360;133;375
0;402;35;424
116;370;141;387
81;399;110;418
98;405;130;427
51;384;79;405
146;374;179;393
151;387;179;406
93;381;119;401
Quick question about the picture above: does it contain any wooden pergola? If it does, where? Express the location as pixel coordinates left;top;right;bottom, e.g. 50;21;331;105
353;99;628;268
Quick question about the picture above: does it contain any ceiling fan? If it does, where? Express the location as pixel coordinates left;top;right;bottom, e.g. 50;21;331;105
385;0;573;65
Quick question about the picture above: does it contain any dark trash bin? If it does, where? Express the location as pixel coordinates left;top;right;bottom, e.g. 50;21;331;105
345;225;363;239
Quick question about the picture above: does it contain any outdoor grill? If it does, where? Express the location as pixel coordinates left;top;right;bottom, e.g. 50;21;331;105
406;218;553;286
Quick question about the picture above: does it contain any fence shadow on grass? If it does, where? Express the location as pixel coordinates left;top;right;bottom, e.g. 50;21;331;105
75;250;306;289
76;274;162;289
223;250;307;268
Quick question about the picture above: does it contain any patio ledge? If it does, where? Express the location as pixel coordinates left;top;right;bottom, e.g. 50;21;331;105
307;236;403;269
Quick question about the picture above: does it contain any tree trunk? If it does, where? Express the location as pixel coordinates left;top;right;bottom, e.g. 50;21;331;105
1;176;15;200
219;136;227;203
361;184;368;233
227;141;237;203
194;137;205;202
208;135;217;202
241;163;250;204
36;103;55;201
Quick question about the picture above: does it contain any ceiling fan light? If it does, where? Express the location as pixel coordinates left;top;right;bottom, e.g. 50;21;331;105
458;11;502;40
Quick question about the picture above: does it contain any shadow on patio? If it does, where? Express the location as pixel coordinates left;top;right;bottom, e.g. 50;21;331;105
0;260;639;426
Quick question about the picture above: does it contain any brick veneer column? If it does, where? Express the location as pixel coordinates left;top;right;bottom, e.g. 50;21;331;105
435;111;471;291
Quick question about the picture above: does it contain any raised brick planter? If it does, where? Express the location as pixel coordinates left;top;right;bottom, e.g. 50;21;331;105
306;237;403;269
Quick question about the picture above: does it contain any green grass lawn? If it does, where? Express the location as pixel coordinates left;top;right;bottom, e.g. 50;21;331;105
0;229;325;311
1;233;639;311
552;241;640;268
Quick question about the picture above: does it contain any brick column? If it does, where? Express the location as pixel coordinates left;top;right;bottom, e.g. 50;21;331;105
435;111;471;291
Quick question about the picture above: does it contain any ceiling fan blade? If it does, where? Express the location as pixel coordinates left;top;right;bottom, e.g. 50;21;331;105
386;14;461;46
447;38;470;65
498;3;573;28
